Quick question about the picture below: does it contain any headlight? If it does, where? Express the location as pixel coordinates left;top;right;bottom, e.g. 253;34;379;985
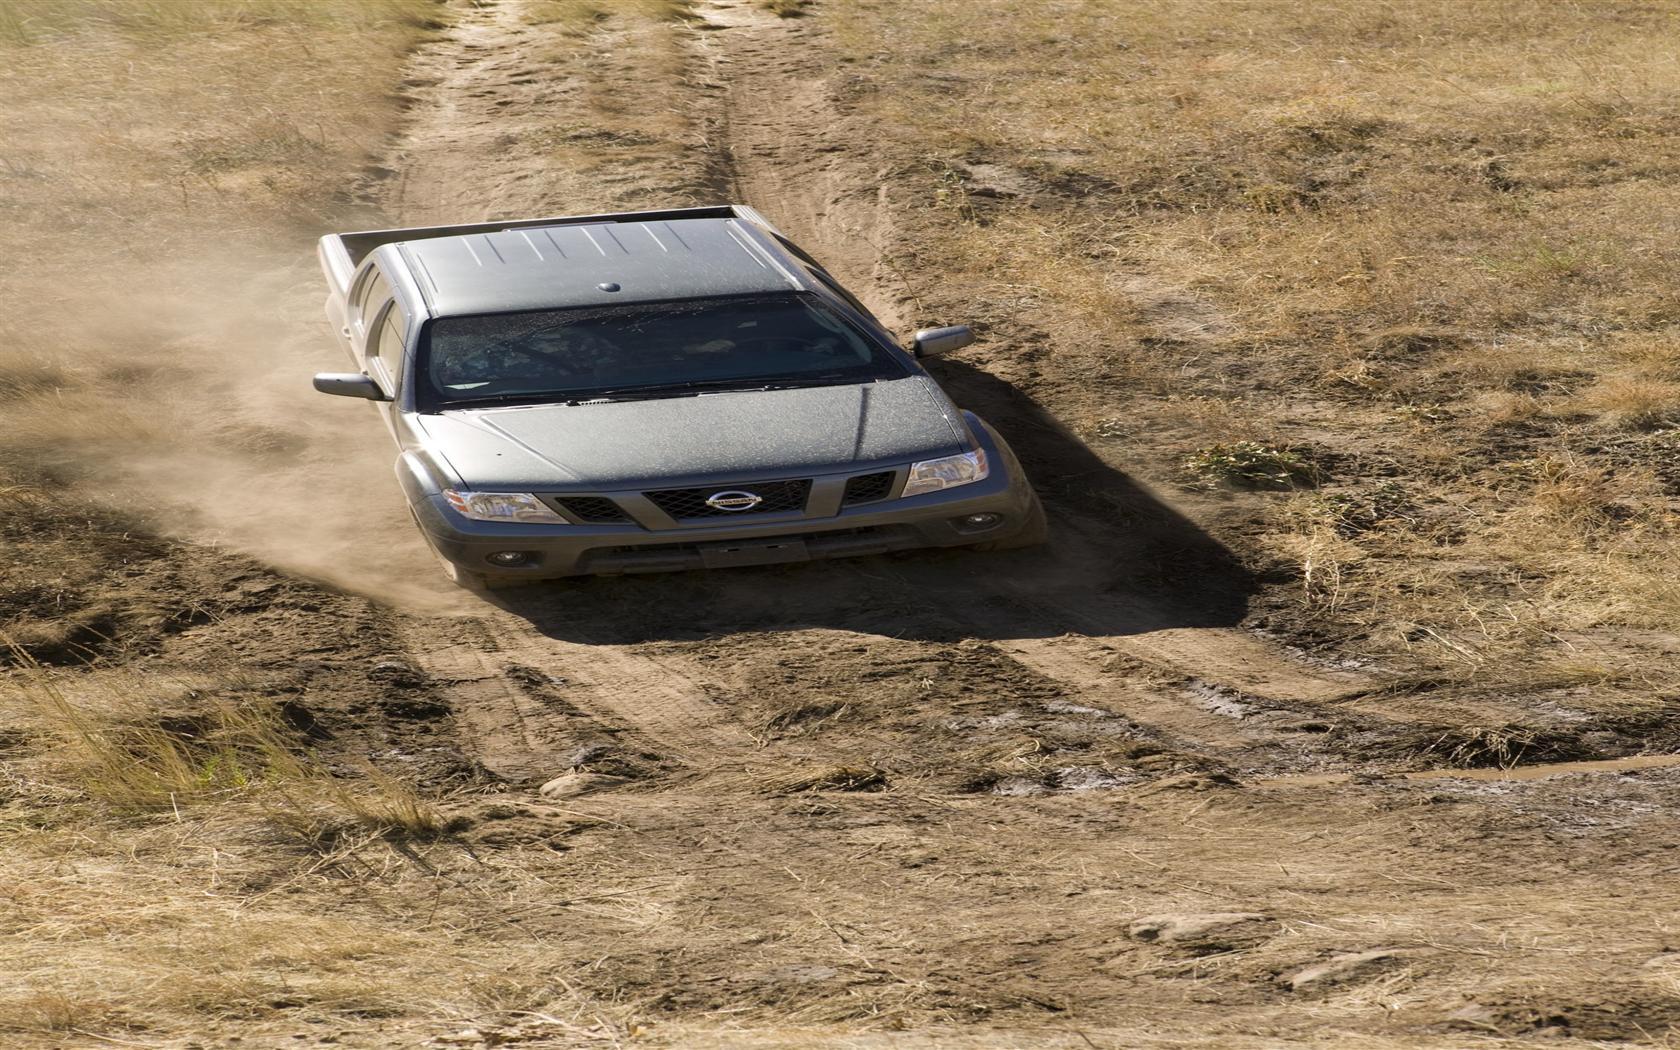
901;449;989;498
443;490;565;524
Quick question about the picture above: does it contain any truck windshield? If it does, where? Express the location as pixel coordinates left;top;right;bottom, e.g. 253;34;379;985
417;294;909;410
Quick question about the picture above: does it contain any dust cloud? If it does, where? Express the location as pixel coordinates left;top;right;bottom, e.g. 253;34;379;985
4;247;477;614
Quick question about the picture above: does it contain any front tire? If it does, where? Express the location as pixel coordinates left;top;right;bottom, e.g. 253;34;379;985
972;490;1050;551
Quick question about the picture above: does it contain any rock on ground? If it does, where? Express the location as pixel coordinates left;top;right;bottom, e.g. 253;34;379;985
1128;912;1276;946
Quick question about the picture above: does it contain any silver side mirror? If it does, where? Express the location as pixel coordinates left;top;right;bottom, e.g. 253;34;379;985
912;325;975;358
313;372;390;401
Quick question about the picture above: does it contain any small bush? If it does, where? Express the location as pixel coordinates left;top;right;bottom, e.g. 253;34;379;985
1419;724;1592;770
1185;441;1319;490
1293;481;1414;536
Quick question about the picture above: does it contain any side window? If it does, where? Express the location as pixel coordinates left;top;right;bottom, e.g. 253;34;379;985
351;266;392;332
370;305;406;391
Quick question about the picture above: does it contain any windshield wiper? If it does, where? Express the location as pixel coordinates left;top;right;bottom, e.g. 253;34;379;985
757;375;872;391
582;375;871;401
437;393;556;409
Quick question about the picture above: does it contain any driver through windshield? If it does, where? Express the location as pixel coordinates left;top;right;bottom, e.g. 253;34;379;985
418;293;909;410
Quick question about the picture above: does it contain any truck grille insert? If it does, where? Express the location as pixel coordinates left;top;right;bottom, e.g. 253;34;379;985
582;526;914;572
555;497;631;524
841;470;896;506
644;479;811;519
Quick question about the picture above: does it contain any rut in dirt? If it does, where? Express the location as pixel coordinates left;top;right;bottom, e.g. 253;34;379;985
367;0;1397;789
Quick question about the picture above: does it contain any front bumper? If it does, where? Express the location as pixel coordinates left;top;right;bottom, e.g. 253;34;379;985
409;418;1038;579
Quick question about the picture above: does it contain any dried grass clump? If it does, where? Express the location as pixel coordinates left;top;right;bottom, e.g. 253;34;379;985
0;812;620;1044
4;649;447;842
1579;376;1680;431
1417;724;1592;770
760;0;812;17
0;658;615;1045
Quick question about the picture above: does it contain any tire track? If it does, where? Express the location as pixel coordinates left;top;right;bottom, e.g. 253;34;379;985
373;0;758;778
415;616;749;782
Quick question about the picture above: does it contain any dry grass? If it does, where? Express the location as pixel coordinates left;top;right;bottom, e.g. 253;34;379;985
1184;441;1319;491
512;0;709;200
0;0;439;249
834;0;1680;696
0;809;624;1045
0;0;482;599
527;0;694;32
4;651;446;835
0;0;444;45
0;5;533;1045
1581;376;1680;430
0;653;614;1044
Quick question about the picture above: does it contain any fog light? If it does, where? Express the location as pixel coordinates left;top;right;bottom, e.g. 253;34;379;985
953;512;1003;533
486;550;530;567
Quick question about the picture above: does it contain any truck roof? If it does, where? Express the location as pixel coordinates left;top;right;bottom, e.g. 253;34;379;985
394;216;806;317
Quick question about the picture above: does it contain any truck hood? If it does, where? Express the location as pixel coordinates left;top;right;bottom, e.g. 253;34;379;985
416;376;967;490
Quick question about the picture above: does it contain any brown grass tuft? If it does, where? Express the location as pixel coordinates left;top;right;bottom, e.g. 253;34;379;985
1580;376;1680;431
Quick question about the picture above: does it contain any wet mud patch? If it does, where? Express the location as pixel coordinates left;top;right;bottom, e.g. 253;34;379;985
496;663;672;781
0;496;485;786
1461;994;1680;1042
1341;703;1680;774
450;797;592;851
670;630;1212;791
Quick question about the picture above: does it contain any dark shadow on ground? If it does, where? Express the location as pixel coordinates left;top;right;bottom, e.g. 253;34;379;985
486;360;1255;644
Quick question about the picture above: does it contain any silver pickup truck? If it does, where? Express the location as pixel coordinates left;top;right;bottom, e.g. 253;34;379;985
313;204;1046;588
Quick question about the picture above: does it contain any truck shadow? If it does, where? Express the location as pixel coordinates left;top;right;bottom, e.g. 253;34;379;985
487;359;1255;644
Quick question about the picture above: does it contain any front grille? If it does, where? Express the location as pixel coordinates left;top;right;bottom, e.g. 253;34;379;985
555;496;631;524
842;470;896;506
593;527;890;559
644;478;811;520
580;526;912;573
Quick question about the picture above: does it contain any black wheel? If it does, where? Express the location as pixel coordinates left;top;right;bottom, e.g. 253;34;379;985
971;491;1050;551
